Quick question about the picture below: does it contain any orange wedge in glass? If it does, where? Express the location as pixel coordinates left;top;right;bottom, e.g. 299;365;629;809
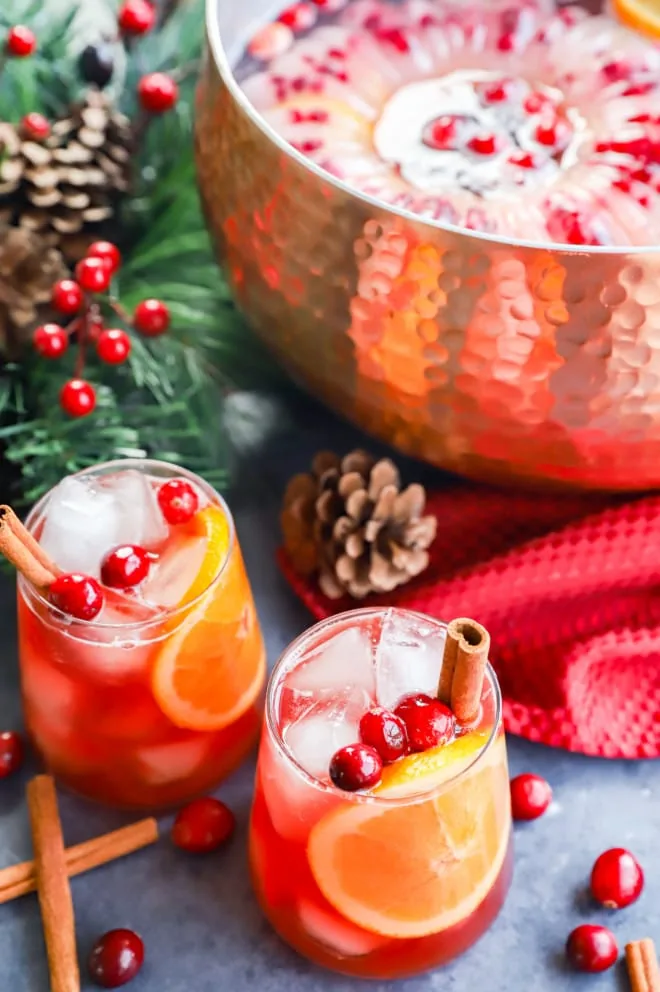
151;505;266;731
612;0;660;38
307;733;510;939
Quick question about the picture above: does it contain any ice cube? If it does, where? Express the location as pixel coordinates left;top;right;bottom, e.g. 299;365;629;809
40;476;122;577
297;897;387;958
135;737;212;786
141;535;207;608
287;626;377;701
284;690;369;781
99;469;168;549
375;612;446;709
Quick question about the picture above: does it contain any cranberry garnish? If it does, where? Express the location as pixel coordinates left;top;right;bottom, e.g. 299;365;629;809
157;479;199;525
377;27;410;53
566;925;618;973
590;848;644;909
422;115;461;151
467;133;499;156
393;693;455;752
88;929;144;988
509;151;538;169
510;772;552;820
49;573;104;621
479;79;513;103
359;707;409;763
329;743;383;791
534;119;570;149
279;3;317;31
0;731;24;779
171;797;236;853
101;545;151;589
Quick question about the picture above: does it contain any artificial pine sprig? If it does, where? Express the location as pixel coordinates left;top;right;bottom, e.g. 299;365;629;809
0;0;283;504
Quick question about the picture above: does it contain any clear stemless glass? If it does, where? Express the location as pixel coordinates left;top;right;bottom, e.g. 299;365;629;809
249;607;513;980
17;458;266;809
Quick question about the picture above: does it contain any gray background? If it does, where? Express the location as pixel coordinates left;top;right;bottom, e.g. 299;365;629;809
1;396;658;991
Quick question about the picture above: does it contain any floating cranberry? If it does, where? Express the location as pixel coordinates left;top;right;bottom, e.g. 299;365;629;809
0;731;24;779
87;241;122;274
76;256;112;293
20;112;50;140
97;328;131;365
49;573;104;621
172;797;236;853
137;72;179;114
6;25;36;57
534;119;570;149
33;323;68;359
60;379;97;417
479;79;513;103
330;743;382;791
279;3;317;31
51;279;83;315
157;478;199;525
509;151;538;170
590;848;644;909
359;707;409;763
88;929;144;988
510;773;552;820
422;115;460;151
566;925;618;973
101;545;151;589
394;693;455;752
377;27;410;53
133;298;170;337
248;22;294;60
467;133;499;156
118;0;156;35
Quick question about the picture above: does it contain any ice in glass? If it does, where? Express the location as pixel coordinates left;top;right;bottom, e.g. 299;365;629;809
249;608;512;979
17;459;266;809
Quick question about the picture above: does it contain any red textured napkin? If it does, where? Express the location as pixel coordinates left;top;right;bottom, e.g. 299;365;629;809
278;485;660;759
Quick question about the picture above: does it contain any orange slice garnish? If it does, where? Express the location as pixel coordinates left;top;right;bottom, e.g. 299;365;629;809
612;0;660;38
307;733;511;939
151;505;266;731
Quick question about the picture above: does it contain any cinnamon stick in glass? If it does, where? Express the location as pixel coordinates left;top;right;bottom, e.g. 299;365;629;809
0;505;57;588
438;617;490;723
0;817;158;905
26;775;80;992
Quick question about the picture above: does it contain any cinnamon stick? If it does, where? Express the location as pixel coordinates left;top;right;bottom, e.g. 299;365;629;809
26;775;80;992
0;817;158;906
627;939;660;992
438;617;490;723
0;505;57;588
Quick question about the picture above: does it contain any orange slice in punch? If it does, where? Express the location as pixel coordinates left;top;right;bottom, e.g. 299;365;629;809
151;505;266;731
612;0;660;38
307;733;510;940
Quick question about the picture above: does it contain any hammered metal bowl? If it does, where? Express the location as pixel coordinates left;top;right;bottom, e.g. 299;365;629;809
195;0;660;490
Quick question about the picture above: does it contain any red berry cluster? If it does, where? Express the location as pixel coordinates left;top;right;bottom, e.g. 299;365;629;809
32;240;171;418
115;0;179;113
329;693;456;792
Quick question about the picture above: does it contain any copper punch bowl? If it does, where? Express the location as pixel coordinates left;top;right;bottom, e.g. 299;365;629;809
195;0;660;491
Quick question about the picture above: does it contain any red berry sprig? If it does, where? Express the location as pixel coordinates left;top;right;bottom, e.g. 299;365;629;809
34;324;68;360
137;72;179;113
20;113;50;141
133;299;170;337
87;241;122;275
118;0;156;35
97;328;131;365
6;25;36;57
76;256;112;294
52;279;83;316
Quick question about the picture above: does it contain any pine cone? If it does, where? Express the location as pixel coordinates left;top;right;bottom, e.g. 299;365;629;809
0;224;67;357
0;91;132;260
281;450;437;599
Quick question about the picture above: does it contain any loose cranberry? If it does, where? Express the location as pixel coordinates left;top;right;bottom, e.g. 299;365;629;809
6;26;36;57
329;744;382;791
509;151;538;169
279;3;317;31
20;112;50;140
33;323;68;359
96;328;131;365
590;848;644;909
137;72;178;114
0;731;24;779
535;119;570;149
566;925;618;973
101;545;151;589
76;256;112;293
157;478;199;524
467;133;499;156
422;115;460;151
88;929;144;988
133;298;170;337
393;693;455;752
510;773;552;820
359;707;409;763
51;279;83;315
49;573;104;621
87;241;122;274
60;379;97;417
172;797;236;853
118;0;156;35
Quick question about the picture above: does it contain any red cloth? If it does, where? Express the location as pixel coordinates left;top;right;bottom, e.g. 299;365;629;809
278;485;660;759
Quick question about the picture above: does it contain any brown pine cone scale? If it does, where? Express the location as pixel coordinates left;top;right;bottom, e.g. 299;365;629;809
282;450;437;600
